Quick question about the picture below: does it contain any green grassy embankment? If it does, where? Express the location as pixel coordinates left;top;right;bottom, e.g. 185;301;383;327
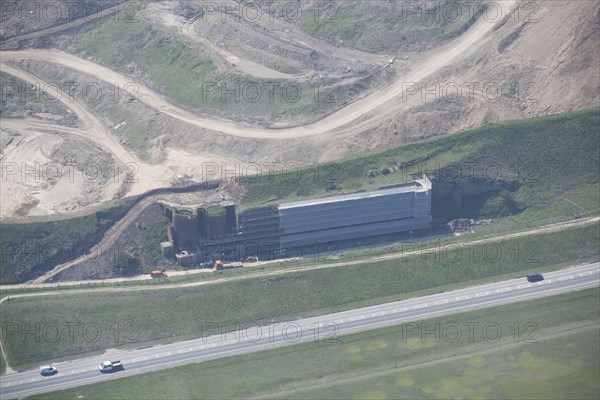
0;201;136;284
3;110;597;284
301;0;485;52
72;13;362;121
241;109;600;230
0;72;76;120
0;351;6;375
1;223;597;370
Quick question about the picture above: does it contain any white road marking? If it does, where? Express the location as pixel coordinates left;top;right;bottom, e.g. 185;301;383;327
414;304;427;309
476;292;488;297
580;271;593;276
394;307;408;312
372;312;385;317
518;284;531;288
3;263;597;399
559;276;573;281
435;299;448;305
456;295;469;300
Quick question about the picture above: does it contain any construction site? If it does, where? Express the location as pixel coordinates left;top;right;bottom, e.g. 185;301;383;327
159;175;432;266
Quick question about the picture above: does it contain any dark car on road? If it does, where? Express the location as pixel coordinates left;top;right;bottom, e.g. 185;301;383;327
527;273;544;282
39;365;58;376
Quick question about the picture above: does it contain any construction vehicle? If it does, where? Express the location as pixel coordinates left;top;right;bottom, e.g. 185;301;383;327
150;270;168;278
98;360;124;373
213;260;243;270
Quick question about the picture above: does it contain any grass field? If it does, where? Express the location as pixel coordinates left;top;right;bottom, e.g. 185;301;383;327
72;13;360;121
291;327;599;400
1;223;597;370
301;0;485;52
0;72;75;120
0;351;5;375
29;287;600;399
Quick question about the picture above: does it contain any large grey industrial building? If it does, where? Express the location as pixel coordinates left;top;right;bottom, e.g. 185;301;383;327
161;175;432;263
277;176;432;247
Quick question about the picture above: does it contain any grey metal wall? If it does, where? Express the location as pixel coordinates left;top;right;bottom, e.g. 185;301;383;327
278;180;431;247
237;206;281;244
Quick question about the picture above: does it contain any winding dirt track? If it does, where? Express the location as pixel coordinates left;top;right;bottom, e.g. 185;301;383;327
1;1;519;140
1;64;164;194
1;0;519;278
30;196;159;284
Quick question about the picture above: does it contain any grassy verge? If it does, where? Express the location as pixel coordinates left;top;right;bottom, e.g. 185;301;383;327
1;216;596;297
2;223;597;370
292;324;600;400
301;0;485;52
0;350;5;375
30;288;600;399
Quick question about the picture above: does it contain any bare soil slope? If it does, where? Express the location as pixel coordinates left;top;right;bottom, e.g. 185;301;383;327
1;0;598;221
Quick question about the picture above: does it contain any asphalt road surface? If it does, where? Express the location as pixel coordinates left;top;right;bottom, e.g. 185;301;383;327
1;262;598;399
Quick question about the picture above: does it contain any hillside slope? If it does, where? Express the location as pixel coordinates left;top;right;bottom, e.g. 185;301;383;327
2;109;598;283
0;0;597;223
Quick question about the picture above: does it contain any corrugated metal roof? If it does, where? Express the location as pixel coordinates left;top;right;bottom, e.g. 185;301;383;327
279;183;422;210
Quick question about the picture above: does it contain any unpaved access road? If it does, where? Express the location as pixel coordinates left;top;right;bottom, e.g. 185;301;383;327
1;1;519;139
1;64;166;195
145;2;300;80
5;214;597;287
29;195;159;284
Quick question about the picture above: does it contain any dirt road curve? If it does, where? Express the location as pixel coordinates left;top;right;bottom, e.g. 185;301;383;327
1;64;165;195
1;1;519;139
146;2;300;80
